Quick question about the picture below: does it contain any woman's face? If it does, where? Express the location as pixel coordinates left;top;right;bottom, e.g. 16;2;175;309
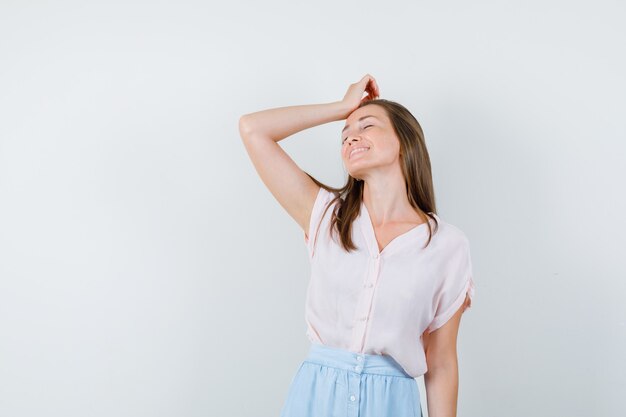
341;104;401;180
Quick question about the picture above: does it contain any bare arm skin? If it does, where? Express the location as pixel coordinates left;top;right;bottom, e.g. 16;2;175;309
238;74;380;235
423;294;472;417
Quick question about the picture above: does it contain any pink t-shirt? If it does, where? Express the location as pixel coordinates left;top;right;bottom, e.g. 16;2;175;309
303;187;475;378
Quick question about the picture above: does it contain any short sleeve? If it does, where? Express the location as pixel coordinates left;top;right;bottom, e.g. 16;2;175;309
303;187;335;259
426;236;475;333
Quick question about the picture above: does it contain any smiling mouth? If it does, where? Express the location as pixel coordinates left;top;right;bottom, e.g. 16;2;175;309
350;147;370;159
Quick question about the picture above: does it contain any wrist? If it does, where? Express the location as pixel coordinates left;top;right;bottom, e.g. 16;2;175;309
328;101;353;121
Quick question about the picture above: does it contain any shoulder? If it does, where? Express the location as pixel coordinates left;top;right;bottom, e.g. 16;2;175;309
316;187;342;212
431;215;470;251
319;186;341;201
309;187;342;230
431;216;470;259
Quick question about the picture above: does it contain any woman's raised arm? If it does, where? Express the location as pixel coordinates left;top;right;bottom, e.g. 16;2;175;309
237;75;379;235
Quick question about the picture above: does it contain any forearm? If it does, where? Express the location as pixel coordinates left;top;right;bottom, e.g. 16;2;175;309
239;101;349;143
424;365;459;417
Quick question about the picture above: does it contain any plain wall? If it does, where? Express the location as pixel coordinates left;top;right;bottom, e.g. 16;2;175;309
1;1;624;416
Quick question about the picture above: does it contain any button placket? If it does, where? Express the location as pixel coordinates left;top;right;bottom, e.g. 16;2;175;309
351;252;382;352
347;355;364;416
358;255;381;351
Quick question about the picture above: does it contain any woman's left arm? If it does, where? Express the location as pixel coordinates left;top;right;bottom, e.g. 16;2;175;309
423;295;471;417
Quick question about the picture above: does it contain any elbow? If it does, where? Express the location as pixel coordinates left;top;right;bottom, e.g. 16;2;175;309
425;344;459;374
425;356;458;375
238;115;253;140
239;115;274;143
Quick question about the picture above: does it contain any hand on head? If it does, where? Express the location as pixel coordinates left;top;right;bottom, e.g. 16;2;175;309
340;74;380;118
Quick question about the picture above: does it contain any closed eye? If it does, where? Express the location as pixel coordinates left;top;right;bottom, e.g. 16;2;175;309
342;125;373;143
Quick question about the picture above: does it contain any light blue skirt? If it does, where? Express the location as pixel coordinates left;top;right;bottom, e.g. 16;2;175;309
279;343;422;417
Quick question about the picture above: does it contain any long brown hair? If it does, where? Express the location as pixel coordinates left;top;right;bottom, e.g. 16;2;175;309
305;99;439;252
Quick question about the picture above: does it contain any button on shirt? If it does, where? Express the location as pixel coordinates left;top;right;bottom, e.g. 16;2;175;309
303;187;476;378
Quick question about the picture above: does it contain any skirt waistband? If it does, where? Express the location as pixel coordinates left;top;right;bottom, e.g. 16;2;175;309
304;343;413;379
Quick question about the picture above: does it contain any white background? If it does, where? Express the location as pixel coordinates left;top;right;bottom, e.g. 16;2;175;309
1;1;625;416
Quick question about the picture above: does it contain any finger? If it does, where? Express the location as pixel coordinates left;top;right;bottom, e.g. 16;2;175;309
370;77;378;93
366;80;378;98
360;75;378;97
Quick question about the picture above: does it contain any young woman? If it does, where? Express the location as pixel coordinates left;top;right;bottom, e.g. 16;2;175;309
238;74;475;417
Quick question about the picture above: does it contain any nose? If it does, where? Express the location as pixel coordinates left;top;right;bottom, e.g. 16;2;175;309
344;136;359;154
345;136;364;158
